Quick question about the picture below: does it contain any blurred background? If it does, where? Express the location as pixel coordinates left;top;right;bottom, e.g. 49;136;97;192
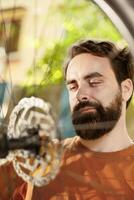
0;0;133;198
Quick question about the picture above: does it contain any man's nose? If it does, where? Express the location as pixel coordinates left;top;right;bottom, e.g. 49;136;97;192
76;88;89;102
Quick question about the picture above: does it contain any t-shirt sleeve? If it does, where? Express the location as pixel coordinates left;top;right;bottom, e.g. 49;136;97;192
11;182;27;200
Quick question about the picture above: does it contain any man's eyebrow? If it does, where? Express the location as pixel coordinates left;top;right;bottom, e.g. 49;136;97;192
66;72;103;85
84;72;103;80
66;79;76;85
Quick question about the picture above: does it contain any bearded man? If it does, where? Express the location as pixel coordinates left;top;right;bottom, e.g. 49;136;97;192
13;40;134;200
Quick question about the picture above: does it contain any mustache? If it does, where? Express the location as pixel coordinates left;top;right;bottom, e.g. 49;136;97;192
73;101;100;112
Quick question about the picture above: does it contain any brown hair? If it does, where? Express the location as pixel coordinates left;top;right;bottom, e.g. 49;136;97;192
64;40;134;107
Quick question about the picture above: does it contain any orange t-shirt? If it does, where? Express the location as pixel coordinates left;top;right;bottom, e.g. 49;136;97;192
13;136;134;200
0;163;23;200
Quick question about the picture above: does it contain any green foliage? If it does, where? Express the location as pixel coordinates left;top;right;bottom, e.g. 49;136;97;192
25;0;122;92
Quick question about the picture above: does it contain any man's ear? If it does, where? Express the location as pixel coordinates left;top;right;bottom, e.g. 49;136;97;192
121;79;133;101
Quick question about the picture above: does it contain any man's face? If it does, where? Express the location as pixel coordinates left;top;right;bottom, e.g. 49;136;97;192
66;53;122;140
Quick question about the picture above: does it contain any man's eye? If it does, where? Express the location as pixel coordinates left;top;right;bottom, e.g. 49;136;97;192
69;85;77;91
89;81;102;87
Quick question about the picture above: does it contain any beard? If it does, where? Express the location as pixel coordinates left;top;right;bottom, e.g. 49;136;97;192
72;92;122;140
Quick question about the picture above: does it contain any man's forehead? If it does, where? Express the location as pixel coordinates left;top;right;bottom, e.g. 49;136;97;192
66;53;113;78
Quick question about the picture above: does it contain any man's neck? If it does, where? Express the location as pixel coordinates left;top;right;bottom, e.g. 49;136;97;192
79;116;134;153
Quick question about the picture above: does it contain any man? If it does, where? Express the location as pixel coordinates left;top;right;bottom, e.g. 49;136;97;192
13;39;134;200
